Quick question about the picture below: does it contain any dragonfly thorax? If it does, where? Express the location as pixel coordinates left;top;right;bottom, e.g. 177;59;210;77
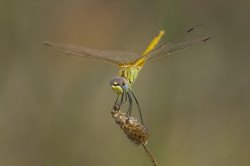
110;76;129;94
119;66;141;85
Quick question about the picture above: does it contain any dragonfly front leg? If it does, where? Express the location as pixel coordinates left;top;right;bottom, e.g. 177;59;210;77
113;94;120;111
113;93;127;111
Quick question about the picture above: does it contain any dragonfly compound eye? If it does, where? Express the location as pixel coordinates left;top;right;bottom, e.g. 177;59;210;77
110;77;119;86
110;77;129;94
118;77;129;91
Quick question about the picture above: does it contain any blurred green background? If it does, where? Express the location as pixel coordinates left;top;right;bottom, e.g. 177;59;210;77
1;0;250;166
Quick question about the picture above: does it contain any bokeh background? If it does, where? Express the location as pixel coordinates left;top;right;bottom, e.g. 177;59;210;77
1;0;250;166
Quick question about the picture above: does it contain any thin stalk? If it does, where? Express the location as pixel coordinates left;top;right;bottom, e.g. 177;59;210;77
142;143;158;166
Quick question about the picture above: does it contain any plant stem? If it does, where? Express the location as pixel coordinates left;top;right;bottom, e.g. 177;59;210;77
142;143;158;166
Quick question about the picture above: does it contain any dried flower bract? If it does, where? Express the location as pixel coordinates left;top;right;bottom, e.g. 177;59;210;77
111;109;149;146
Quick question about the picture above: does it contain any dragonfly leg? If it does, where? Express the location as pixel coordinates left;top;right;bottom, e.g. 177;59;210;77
113;93;127;111
130;90;144;125
120;93;124;105
120;92;127;105
127;91;133;117
113;94;120;110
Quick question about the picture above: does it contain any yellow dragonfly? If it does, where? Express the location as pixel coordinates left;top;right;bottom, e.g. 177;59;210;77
43;26;213;124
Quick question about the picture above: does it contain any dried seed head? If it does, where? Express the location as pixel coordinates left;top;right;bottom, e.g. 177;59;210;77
111;109;149;146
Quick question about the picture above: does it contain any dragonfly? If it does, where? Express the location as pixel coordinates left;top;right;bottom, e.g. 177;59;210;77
43;25;213;125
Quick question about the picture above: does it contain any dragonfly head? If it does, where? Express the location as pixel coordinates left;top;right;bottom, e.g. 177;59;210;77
110;77;129;94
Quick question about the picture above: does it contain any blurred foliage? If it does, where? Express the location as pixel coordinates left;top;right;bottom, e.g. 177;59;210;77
0;0;250;166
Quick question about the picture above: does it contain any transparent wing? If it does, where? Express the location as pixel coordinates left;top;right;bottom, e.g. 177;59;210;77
42;41;140;66
146;24;202;56
144;35;214;61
